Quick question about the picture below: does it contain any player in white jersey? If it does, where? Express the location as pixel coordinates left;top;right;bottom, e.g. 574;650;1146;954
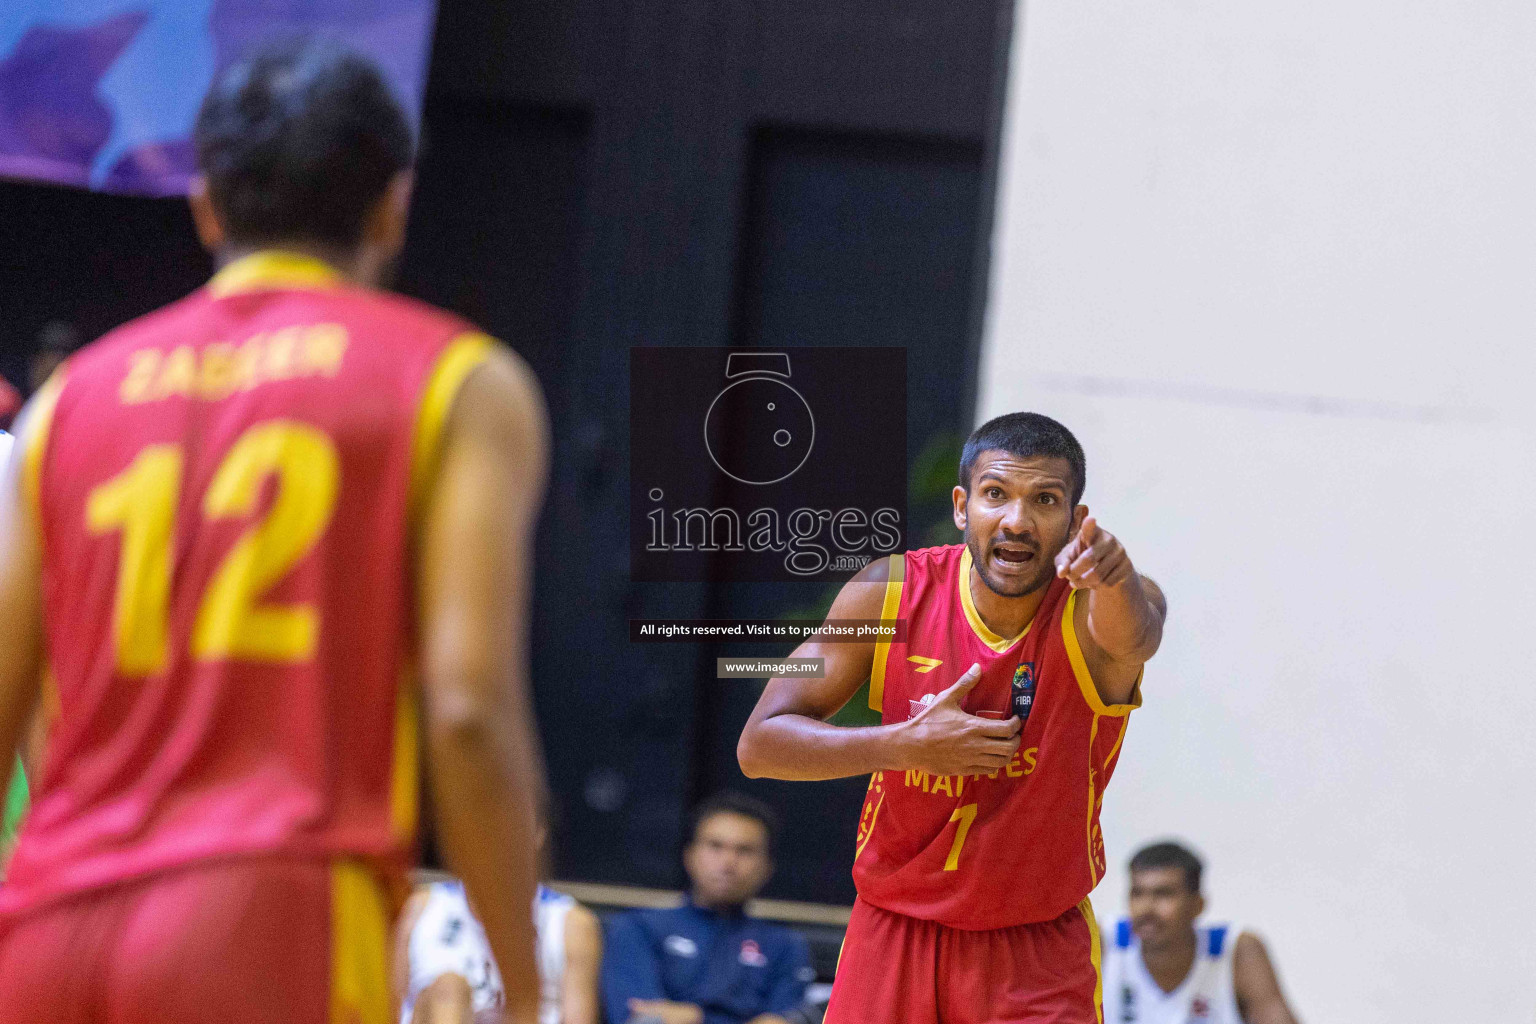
396;879;601;1024
1102;842;1301;1024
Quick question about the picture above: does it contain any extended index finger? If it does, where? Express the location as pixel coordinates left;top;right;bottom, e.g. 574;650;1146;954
1079;516;1099;544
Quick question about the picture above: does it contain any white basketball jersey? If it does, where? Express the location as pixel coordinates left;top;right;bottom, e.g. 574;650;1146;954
402;882;574;1024
1101;919;1244;1024
534;885;576;1024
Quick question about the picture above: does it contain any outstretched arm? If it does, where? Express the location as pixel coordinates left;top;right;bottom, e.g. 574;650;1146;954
1054;517;1166;705
1233;931;1302;1024
737;558;1022;782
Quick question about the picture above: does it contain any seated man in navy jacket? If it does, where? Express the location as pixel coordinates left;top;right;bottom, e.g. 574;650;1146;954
603;793;813;1024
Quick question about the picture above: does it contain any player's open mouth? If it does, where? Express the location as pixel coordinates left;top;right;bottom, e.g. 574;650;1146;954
992;546;1034;565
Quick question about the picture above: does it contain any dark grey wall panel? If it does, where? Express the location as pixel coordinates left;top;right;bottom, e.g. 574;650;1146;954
751;1;1004;138
701;127;984;902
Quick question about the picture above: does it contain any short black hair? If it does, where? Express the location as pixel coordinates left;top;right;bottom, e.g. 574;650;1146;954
690;791;778;855
958;412;1086;505
1129;841;1203;893
193;37;413;249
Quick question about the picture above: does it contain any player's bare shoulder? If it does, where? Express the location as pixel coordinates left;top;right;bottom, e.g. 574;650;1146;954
452;341;550;453
828;553;894;620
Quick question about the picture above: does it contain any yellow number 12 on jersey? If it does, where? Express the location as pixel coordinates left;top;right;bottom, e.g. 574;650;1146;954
86;421;339;676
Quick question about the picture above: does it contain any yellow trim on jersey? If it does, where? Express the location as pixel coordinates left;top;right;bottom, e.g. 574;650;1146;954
1080;896;1105;1024
957;546;1031;653
22;369;66;549
395;334;492;843
1061;589;1141;717
329;861;392;1024
408;332;495;521
1085;714;1102;886
391;669;421;843
207;250;341;297
1102;716;1129;771
853;790;883;860
867;553;905;712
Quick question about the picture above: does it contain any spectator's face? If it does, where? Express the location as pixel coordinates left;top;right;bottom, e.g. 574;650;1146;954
1127;867;1204;952
684;812;771;909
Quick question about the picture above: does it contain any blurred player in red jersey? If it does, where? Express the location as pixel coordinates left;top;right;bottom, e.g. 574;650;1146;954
738;412;1167;1024
0;40;549;1024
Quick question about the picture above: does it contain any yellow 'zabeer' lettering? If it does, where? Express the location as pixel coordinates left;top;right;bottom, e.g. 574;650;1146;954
119;325;350;404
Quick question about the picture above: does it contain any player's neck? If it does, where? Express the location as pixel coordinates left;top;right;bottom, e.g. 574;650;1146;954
215;241;362;281
966;566;1048;640
1140;929;1199;995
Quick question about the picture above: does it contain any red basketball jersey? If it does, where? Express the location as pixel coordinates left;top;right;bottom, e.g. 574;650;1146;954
851;544;1141;930
1;252;491;915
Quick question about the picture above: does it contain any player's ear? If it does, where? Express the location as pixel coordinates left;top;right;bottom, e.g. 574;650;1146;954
1194;893;1206;918
365;170;414;256
952;485;968;532
187;176;226;253
1071;504;1088;535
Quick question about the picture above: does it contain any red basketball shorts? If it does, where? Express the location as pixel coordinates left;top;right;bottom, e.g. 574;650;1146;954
0;856;393;1024
824;896;1104;1024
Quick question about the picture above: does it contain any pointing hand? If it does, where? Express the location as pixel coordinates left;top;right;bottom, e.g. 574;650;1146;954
1054;517;1132;590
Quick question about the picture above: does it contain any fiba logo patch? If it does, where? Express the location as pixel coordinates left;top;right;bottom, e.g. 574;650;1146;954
1010;661;1036;727
1191;997;1212;1020
738;939;769;967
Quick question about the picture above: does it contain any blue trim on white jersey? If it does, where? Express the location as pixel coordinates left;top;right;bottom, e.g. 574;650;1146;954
1207;924;1227;958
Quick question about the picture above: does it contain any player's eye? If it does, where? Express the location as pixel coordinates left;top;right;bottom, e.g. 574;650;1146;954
1035;493;1056;504
985;487;1004;499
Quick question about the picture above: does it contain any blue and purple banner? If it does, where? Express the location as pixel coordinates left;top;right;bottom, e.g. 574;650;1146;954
0;0;436;196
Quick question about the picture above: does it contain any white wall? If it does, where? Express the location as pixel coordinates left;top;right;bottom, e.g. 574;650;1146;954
982;4;1536;1022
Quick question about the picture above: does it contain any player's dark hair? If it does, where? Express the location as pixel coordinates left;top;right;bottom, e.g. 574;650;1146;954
690;791;778;856
958;412;1086;504
1129;841;1203;893
193;38;413;250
